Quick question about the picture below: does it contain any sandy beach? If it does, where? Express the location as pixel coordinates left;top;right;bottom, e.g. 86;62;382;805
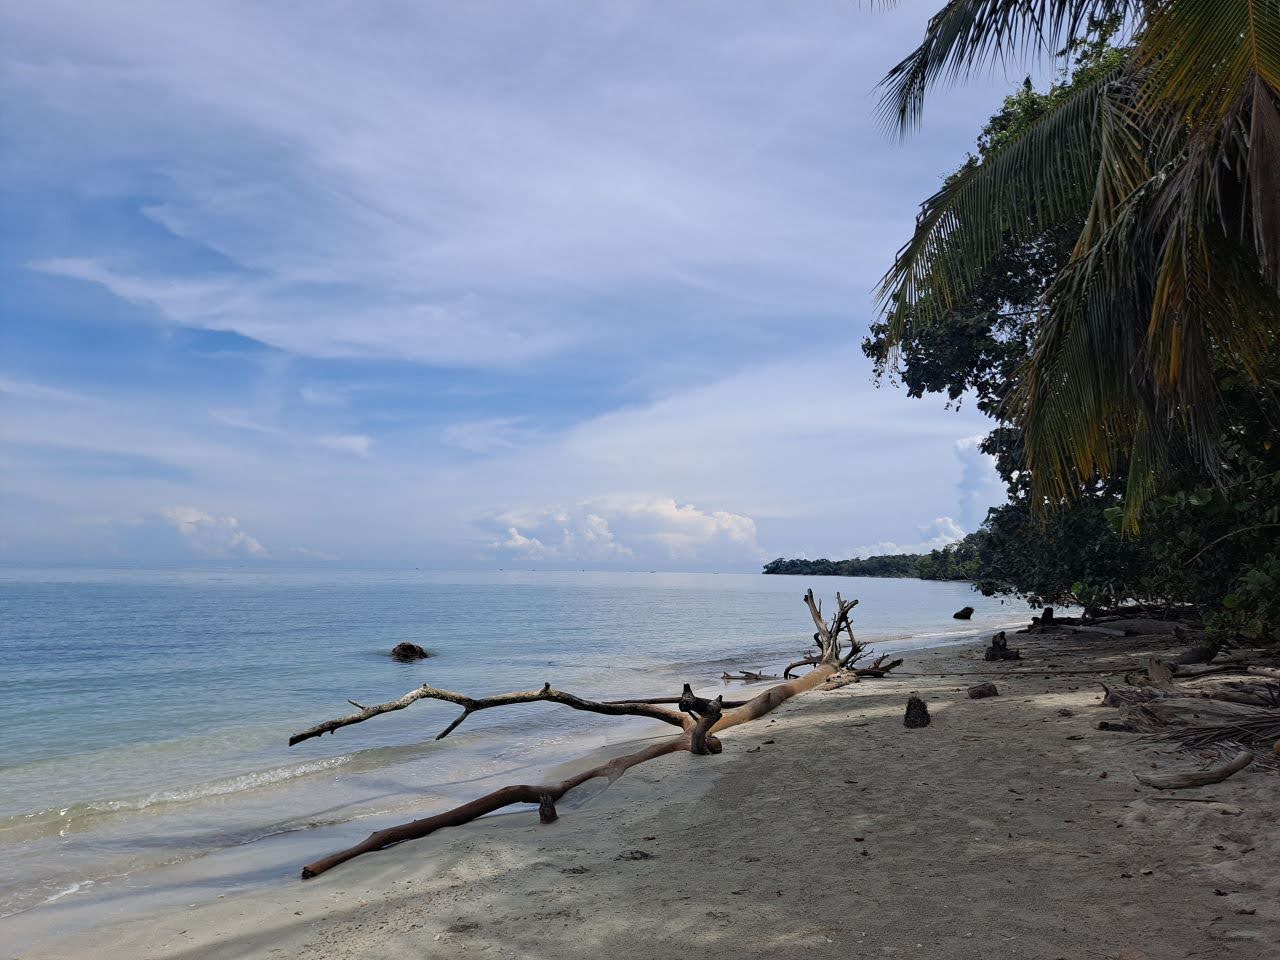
17;624;1278;960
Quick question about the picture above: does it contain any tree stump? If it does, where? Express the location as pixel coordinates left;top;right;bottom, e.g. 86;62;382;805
904;693;930;728
952;606;974;620
983;631;1021;661
967;681;999;699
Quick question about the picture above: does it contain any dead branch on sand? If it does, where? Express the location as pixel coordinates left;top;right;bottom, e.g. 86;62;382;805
289;589;901;878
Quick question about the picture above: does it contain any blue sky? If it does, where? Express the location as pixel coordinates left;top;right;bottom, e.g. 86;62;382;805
0;1;1034;570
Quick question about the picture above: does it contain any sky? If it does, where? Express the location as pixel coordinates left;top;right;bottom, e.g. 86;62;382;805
0;0;1033;571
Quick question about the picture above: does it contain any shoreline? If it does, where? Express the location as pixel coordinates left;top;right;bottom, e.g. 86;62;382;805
1;619;1018;954
13;617;1276;959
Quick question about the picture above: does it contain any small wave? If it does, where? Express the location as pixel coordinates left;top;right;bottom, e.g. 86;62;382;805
1;756;353;837
88;756;353;812
41;880;93;905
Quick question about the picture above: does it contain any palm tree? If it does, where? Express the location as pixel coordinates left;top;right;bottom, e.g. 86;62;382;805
876;1;1280;524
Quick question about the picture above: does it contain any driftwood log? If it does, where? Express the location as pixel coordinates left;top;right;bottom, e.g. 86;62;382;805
721;670;779;682
1135;750;1254;789
290;589;900;878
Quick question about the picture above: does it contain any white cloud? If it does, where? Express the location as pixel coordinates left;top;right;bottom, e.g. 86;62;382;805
845;516;967;558
953;432;1006;530
491;495;761;567
160;506;268;557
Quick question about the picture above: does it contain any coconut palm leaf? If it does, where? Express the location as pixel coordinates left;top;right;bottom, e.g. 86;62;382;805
878;0;1280;519
877;0;1140;132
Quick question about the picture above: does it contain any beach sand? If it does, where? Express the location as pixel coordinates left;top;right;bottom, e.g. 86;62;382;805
18;627;1278;960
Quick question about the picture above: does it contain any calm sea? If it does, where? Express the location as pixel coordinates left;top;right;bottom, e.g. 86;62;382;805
0;568;1025;926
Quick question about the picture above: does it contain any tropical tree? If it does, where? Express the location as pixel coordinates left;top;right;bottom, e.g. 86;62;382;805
876;0;1280;525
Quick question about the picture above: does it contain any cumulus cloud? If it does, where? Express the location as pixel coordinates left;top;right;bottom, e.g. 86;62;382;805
160;506;268;557
953;433;1007;530
491;495;762;566
846;516;966;558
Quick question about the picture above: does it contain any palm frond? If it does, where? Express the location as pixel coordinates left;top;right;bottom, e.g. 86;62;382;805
878;65;1122;340
878;0;1138;133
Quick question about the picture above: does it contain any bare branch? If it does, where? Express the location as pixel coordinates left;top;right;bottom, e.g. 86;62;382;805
290;682;688;746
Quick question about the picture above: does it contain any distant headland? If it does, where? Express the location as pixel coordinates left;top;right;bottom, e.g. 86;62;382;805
762;541;979;582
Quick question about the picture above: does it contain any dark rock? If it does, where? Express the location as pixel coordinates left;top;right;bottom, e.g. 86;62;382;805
952;606;975;620
390;642;431;662
1097;720;1139;733
903;693;931;728
967;681;1000;699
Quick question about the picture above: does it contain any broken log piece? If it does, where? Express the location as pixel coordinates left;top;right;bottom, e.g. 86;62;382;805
1134;750;1254;790
389;642;430;662
1069;625;1133;638
678;684;725;756
904;693;930;728
853;656;904;678
721;670;779;682
953;606;974;620
538;794;558;824
967;681;999;699
983;631;1021;662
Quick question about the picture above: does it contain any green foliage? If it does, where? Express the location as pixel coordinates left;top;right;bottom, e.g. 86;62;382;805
878;1;1280;523
762;538;983;582
867;40;1280;641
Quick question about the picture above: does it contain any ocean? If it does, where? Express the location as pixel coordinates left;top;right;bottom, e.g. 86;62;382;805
0;567;1026;932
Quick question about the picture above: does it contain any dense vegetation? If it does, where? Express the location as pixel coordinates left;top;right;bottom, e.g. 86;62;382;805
867;10;1280;640
762;540;982;581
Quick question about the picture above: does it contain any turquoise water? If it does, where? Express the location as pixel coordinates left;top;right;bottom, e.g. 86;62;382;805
0;568;1025;921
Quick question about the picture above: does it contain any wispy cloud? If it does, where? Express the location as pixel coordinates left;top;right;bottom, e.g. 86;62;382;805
0;2;1023;568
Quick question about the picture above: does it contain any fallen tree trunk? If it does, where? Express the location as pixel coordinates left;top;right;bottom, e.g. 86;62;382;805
291;589;882;878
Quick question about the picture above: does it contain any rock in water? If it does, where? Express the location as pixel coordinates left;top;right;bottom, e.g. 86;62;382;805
952;606;974;620
967;681;999;699
390;642;431;662
903;694;930;728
